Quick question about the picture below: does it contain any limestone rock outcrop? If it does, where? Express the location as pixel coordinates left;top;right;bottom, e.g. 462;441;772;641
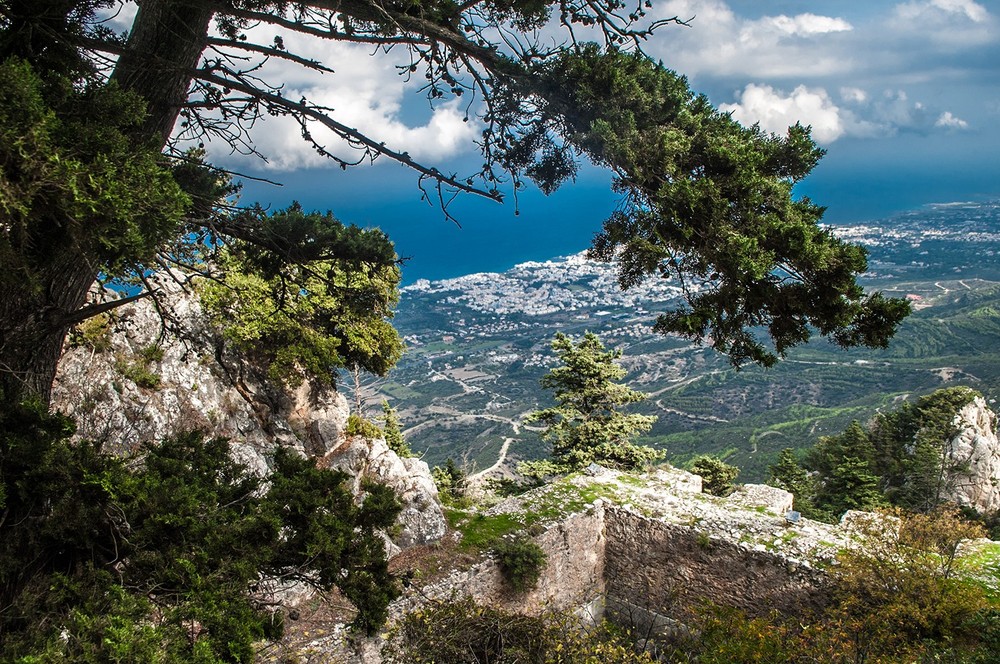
944;396;1000;513
322;436;446;548
53;273;298;465
51;272;444;551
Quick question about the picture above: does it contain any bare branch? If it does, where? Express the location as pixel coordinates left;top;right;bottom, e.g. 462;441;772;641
222;6;424;46
195;69;503;202
55;292;152;329
206;37;336;73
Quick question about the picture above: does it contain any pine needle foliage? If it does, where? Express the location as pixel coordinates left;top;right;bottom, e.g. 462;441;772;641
493;535;548;593
381;400;413;458
0;400;401;662
524;332;660;475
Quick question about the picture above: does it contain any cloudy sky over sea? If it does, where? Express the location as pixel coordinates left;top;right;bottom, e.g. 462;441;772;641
116;0;1000;281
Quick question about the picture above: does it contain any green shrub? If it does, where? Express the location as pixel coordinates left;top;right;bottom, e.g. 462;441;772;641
432;458;469;505
113;354;161;389
67;314;114;352
382;595;655;663
112;345;164;389
689;455;739;496
381;401;413;457
493;535;547;593
0;400;401;661
346;413;383;439
137;344;164;363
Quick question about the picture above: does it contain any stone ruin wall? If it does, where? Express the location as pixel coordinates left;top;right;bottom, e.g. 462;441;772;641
397;508;607;619
325;501;826;663
602;507;828;635
412;502;825;624
313;509;607;663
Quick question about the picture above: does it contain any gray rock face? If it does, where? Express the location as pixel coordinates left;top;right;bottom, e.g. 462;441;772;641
323;436;447;547
53;273;282;470
51;272;444;550
286;380;352;457
944;396;1000;513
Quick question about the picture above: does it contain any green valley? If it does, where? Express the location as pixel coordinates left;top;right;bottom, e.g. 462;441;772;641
369;201;1000;481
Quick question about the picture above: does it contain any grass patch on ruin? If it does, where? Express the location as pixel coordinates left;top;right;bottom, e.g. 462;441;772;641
445;475;623;553
521;476;621;522
445;508;526;551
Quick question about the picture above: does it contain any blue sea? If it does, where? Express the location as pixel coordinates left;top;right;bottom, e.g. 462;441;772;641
238;141;1000;285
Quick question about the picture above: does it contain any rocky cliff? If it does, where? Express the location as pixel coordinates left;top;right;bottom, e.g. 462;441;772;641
944;395;1000;513
51;271;445;550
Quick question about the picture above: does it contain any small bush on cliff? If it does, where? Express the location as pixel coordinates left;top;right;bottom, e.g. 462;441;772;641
688;455;739;496
382;595;655;663
493;534;548;592
346;412;383;439
0;400;401;662
67;313;114;352
113;347;163;389
433;458;469;504
381;400;413;457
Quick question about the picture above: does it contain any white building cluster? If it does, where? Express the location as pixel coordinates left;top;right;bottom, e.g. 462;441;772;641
404;252;684;317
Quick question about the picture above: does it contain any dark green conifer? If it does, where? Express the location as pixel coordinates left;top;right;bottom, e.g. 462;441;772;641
0;401;401;660
381;400;413;458
811;421;884;517
524;332;660;475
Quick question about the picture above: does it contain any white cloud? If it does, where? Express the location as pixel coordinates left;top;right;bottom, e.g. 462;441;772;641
719;83;973;142
720;84;845;144
746;13;853;39
649;0;857;78
889;0;996;47
843;88;960;137
865;89;931;134
840;87;868;104
895;0;989;23
197;24;479;172
649;0;996;84
935;111;970;128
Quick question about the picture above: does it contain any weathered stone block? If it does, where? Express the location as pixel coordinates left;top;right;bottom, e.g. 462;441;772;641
728;483;794;514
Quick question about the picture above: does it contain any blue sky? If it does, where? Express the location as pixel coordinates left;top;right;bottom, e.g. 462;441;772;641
202;0;1000;282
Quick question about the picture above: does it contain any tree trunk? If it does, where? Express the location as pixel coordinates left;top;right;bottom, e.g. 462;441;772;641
0;2;216;406
110;0;216;147
0;258;97;404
